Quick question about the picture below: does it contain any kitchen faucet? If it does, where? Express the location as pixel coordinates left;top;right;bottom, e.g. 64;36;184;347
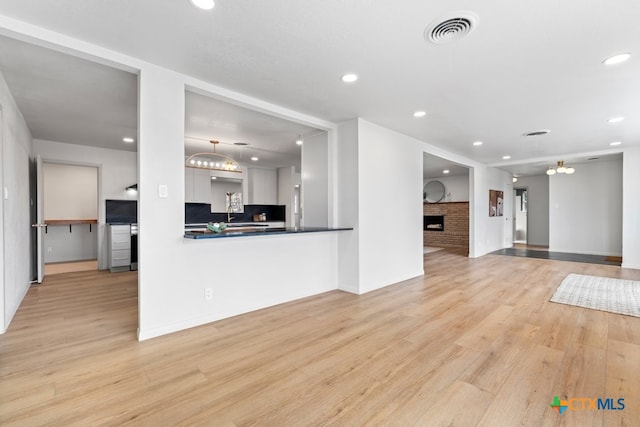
226;192;235;223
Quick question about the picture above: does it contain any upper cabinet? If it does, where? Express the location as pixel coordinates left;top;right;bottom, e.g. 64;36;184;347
247;167;278;205
185;168;211;204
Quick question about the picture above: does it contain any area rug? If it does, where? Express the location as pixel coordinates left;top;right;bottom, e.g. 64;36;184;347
550;273;640;317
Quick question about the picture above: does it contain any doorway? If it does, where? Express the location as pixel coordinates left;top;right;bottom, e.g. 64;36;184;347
422;153;471;256
41;162;99;276
513;188;528;244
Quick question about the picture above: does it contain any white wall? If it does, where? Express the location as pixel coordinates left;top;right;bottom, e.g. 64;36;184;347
425;175;469;202
0;99;3;334
44;225;97;263
278;166;295;227
1;70;33;334
42;163;98;263
336;119;360;293
470;166;513;257
136;65;341;340
549;159;622;256
43;163;98;219
336;119;424;294
301;132;329;227
358;120;425;292
33;139;137;269
623;148;640;269
336;118;514;292
513;175;549;246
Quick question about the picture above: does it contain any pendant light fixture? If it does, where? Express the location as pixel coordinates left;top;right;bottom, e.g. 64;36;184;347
547;160;575;176
185;140;241;173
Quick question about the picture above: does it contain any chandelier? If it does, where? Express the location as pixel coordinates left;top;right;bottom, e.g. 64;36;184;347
185;140;241;173
546;160;575;176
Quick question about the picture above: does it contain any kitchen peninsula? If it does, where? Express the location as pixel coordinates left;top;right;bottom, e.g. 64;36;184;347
184;202;351;239
185;226;352;239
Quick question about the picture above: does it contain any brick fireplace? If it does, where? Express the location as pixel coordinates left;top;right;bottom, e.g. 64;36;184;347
423;202;469;249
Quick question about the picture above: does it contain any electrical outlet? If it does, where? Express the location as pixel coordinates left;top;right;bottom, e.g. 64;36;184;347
204;287;213;301
47;247;53;253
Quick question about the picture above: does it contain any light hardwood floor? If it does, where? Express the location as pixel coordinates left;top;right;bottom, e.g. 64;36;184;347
1;250;639;426
44;259;98;275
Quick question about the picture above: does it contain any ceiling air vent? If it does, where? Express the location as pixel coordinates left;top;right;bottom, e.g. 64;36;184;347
425;11;479;45
523;129;551;137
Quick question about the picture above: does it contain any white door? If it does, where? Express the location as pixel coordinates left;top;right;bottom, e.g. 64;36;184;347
513;189;517;242
503;184;513;246
31;155;46;283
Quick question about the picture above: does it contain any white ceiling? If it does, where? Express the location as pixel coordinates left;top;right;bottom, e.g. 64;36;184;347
423;153;469;179
185;91;319;170
0;34;138;151
0;1;638;176
0;35;317;169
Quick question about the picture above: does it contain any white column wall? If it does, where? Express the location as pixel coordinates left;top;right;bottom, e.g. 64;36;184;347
0;70;33;333
301;132;328;227
469;165;513;257
336;119;360;293
137;65;187;339
137;66;339;340
622;148;640;269
357;120;424;293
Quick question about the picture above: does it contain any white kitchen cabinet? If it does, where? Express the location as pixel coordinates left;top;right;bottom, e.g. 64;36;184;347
185;168;211;203
107;224;131;272
247;167;278;204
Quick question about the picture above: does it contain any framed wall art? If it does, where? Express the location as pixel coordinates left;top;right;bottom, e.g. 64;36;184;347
489;190;504;217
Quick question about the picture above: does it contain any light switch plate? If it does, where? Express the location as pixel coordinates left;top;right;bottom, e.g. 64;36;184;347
158;184;168;198
3;187;8;200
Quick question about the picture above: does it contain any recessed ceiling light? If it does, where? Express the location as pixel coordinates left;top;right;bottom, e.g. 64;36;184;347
610;141;622;146
296;139;303;146
211;176;217;180
123;137;134;143
413;111;427;118
502;155;511;160
473;141;483;146
443;169;450;174
512;177;518;183
341;73;358;83
251;156;259;161
607;117;625;124
603;52;631;65
189;0;215;10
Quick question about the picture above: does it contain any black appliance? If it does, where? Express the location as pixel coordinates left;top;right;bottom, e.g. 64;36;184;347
130;223;138;271
106;199;137;224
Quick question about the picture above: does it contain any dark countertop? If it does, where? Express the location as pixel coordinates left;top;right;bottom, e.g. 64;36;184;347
184;226;353;239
